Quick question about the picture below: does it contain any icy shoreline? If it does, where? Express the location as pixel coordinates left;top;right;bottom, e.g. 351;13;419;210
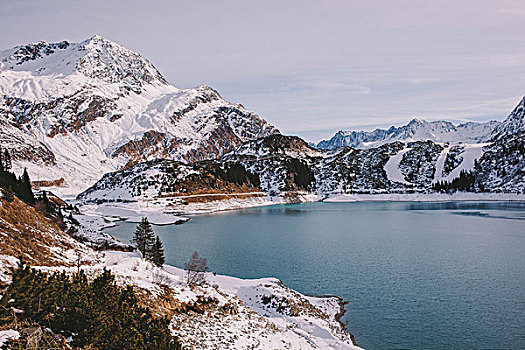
76;192;525;226
323;192;525;202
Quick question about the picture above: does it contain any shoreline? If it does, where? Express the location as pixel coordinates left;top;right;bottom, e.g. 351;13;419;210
18;251;361;349
82;208;362;347
322;192;525;203
80;192;525;226
308;293;360;348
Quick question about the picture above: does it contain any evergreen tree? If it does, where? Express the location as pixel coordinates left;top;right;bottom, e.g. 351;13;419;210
151;236;165;267
3;149;11;172
18;168;35;204
39;190;55;215
132;217;155;258
286;159;315;190
5;185;14;202
0;163;35;205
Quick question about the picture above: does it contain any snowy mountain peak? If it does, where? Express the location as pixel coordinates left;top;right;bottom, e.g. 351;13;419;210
0;40;70;68
491;95;525;141
0;35;168;88
77;35;168;86
87;34;105;42
407;118;423;126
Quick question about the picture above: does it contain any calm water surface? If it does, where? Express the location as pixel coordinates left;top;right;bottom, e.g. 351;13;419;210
106;201;525;350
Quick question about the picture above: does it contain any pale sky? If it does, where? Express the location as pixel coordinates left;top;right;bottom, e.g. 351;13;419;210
1;0;524;142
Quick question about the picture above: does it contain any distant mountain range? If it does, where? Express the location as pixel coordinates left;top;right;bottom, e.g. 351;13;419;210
317;119;500;149
0;35;278;193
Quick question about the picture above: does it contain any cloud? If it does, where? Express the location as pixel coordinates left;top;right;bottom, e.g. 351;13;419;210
278;79;371;95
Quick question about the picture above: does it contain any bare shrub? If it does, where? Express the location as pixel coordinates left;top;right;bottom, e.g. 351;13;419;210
184;251;208;288
152;270;172;288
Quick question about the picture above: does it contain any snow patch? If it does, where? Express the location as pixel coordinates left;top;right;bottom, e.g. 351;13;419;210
0;330;20;347
384;147;412;185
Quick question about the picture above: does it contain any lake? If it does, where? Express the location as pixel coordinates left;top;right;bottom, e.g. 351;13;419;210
105;201;525;350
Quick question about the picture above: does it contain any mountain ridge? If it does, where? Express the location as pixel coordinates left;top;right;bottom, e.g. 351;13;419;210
317;118;500;149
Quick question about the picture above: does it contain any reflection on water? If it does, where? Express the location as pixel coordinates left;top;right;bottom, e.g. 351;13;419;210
105;201;525;350
452;210;525;220
403;201;525;211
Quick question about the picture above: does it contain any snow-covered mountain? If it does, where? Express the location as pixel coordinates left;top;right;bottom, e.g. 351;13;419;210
317;119;499;149
80;94;525;206
474;95;525;193
0;35;278;195
490;95;525;141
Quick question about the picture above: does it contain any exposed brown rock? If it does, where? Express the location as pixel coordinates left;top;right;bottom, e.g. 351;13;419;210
31;178;66;188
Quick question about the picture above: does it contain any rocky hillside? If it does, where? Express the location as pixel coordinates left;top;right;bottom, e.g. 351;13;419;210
0;36;278;195
317;118;499;149
79;95;525;204
77;159;262;202
490;96;525;141
0;196;98;283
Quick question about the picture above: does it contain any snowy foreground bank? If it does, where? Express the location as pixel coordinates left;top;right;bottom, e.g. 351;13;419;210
32;251;362;349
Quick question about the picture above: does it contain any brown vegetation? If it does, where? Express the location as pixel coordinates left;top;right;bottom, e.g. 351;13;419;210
31;178;66;188
0;197;88;266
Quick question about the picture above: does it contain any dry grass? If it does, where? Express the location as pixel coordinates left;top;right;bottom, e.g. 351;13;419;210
31;178;66;188
0;197;79;266
135;287;184;318
180;193;263;204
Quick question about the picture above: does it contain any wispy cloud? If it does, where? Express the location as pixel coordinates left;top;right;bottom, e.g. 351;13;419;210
278;79;371;95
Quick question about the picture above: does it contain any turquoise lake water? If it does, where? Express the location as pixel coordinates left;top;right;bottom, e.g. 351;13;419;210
105;201;525;349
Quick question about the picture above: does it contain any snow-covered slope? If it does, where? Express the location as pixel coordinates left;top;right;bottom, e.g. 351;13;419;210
317;118;499;149
0;35;279;195
491;96;525;141
36;251;362;349
475;96;525;193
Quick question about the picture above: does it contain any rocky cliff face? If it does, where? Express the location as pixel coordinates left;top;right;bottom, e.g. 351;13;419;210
0;36;278;194
474;97;525;193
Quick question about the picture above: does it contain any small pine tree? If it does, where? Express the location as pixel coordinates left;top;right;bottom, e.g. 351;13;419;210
151;236;165;267
132;217;155;258
3;149;11;172
39;190;55;216
19;168;35;204
5;185;14;202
